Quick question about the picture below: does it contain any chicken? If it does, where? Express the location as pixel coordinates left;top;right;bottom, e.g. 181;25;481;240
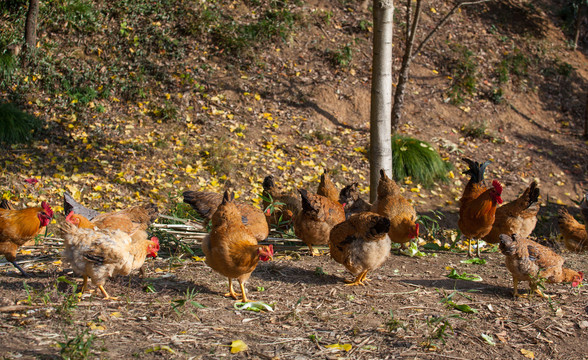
317;172;339;203
61;214;159;300
262;175;302;226
183;190;268;242
329;212;391;286
499;233;583;298
63;192;100;221
294;189;345;255
558;201;588;252
458;158;503;257
66;202;158;236
202;190;274;302
0;201;54;276
371;169;419;249
339;182;372;219
483;181;540;244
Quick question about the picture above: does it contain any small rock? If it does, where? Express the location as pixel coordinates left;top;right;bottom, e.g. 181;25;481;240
579;321;588;329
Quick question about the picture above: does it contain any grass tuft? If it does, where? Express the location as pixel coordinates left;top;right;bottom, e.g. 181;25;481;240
0;102;41;145
391;134;452;186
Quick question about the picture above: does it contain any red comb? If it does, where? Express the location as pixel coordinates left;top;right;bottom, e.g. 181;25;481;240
65;211;74;222
492;180;503;195
24;178;38;185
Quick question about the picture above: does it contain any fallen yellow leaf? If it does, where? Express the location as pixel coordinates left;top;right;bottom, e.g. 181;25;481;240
230;340;248;353
521;349;534;359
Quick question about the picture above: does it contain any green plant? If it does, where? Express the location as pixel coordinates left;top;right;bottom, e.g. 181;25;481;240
425;314;462;346
22;281;51;305
171;288;206;316
0;52;17;88
438;289;479;313
418;210;444;241
391;134;452;186
57;328;95;360
0;102;42;145
329;44;353;68
460;120;503;143
447;44;478;104
56;276;79;321
386;310;406;332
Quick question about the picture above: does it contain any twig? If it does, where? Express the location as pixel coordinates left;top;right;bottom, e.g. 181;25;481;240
348;336;371;355
0;305;52;312
411;0;493;61
520;315;546;330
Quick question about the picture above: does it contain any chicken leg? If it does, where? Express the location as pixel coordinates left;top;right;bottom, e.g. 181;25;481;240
224;278;241;300
238;280;250;303
11;261;29;277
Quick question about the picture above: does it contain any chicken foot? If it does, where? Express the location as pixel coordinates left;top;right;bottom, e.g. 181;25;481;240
238;280;250;303
345;270;369;286
224;278;241;300
98;285;119;301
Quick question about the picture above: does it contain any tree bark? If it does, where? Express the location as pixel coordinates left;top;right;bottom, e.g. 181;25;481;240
369;0;394;202
573;2;585;51
584;94;588;140
24;0;40;57
391;0;422;131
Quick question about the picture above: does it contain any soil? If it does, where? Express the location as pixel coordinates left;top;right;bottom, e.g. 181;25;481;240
1;247;587;359
1;0;588;358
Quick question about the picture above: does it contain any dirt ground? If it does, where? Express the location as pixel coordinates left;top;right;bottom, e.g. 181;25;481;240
1;240;587;360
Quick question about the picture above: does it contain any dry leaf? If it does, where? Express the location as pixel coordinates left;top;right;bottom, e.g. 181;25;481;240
325;343;352;352
231;340;248;353
521;349;535;359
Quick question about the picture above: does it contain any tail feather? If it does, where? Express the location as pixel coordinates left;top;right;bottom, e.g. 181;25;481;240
63;192;100;221
262;175;275;191
462;158;491;184
526;181;540;209
0;199;14;210
298;189;316;213
183;191;223;220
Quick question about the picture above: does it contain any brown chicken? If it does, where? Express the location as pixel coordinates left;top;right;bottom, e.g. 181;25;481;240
202;190;274;302
317;172;339;203
262;175;302;226
294;189;345;255
499;233;583;298
458;158;503;257
339;182;372;219
329;212;391;286
371;169;419;248
483;181;540;244
183;190;268;242
61;214;159;300
558;200;588;252
0;201;54;276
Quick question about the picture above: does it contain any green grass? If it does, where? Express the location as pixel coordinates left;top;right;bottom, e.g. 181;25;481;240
0;102;41;145
447;44;478;104
391;134;452;186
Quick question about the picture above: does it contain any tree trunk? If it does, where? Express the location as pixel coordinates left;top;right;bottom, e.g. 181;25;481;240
391;0;422;131
369;0;394;202
573;2;585;51
584;91;588;139
24;0;40;57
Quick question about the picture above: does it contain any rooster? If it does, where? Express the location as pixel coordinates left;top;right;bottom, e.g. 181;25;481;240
483;181;540;245
294;188;345;256
499;233;583;298
329;212;391;286
183;190;268;242
371;169;419;249
0;201;54;276
61;214;159;300
458;158;503;257
202;190;273;302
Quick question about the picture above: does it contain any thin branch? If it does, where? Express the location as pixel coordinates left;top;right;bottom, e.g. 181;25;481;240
411;0;493;61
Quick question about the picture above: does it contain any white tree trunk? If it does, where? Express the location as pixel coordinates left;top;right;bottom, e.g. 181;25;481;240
369;0;394;202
